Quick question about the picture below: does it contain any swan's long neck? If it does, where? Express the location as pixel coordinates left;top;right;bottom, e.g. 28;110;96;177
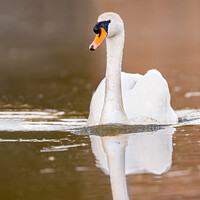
100;31;128;124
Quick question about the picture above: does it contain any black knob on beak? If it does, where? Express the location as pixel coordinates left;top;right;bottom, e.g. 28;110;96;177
93;20;111;34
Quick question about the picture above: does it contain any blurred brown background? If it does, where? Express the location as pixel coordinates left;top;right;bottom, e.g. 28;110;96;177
0;0;200;111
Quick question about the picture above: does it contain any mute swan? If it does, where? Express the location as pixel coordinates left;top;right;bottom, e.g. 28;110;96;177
87;12;178;126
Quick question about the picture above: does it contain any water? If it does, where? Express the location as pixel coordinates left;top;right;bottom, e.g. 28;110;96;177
1;1;200;199
0;109;200;200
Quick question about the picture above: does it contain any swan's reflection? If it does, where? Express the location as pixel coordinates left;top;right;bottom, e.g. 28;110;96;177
89;126;175;200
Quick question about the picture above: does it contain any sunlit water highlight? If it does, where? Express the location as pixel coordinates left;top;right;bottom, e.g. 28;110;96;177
0;109;199;133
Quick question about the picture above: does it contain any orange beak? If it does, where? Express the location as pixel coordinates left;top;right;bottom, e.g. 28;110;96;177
89;27;107;51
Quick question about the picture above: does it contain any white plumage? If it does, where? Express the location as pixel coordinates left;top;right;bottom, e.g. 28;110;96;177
87;12;178;126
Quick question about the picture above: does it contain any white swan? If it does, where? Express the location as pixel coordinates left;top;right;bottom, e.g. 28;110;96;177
87;12;178;126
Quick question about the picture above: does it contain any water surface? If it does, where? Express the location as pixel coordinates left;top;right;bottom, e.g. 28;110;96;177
0;110;200;200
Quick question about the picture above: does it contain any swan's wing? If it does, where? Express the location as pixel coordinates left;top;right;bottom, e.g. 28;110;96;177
87;78;105;126
123;69;178;124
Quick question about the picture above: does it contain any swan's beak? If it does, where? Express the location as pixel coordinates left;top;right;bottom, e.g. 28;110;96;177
89;27;107;51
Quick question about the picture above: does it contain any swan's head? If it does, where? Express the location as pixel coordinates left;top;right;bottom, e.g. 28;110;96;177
89;12;124;51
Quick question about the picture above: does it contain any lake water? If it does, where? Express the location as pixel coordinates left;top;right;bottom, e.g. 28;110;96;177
1;1;200;199
0;109;200;200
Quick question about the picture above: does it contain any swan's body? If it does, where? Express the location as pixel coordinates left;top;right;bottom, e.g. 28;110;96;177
87;12;178;126
88;70;178;125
